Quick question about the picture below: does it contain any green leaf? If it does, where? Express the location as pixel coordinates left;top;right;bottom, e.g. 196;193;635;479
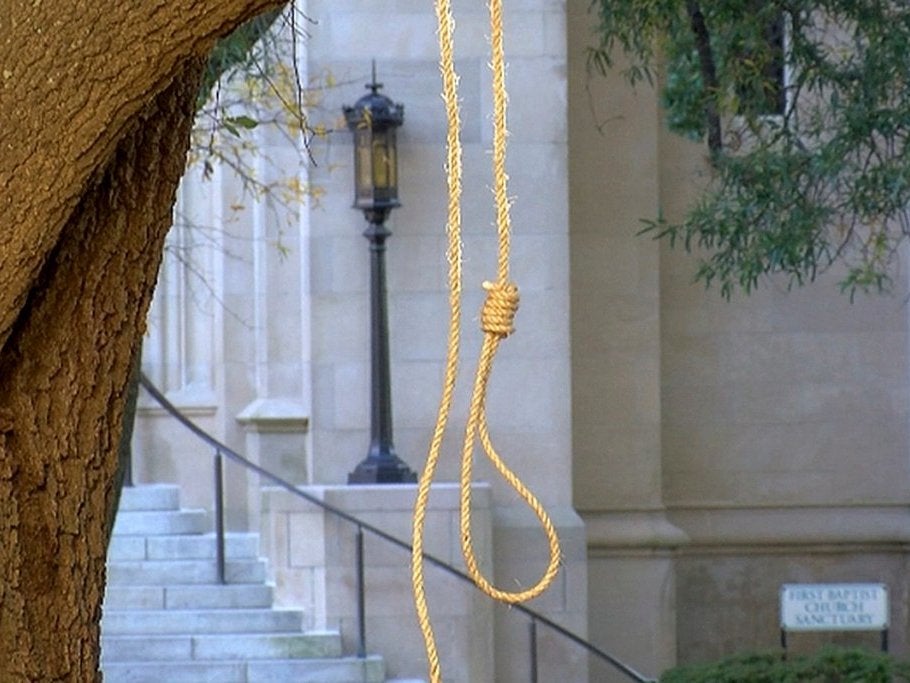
225;115;259;130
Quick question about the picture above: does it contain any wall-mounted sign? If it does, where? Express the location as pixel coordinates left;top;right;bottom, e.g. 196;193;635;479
780;583;888;632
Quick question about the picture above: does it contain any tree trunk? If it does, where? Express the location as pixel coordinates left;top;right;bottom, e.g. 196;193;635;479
0;2;283;680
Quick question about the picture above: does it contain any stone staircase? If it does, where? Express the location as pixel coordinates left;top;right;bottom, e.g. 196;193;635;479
102;484;385;683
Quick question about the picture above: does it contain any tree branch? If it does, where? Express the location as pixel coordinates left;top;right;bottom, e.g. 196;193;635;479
685;1;723;161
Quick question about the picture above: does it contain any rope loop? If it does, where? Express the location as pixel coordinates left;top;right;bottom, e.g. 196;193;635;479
480;280;519;338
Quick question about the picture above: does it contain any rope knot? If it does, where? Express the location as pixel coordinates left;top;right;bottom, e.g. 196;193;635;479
480;280;519;337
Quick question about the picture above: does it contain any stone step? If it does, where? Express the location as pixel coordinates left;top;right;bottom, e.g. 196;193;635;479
102;485;388;682
112;509;208;536
117;484;181;512
104;584;275;610
245;657;385;683
102;608;304;635
102;661;245;683
108;532;260;561
101;656;385;683
107;558;267;585
101;631;342;662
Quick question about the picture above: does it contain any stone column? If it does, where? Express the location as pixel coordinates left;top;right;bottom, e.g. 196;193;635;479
567;4;683;680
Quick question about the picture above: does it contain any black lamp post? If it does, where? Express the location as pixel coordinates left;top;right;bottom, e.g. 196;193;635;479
344;65;417;485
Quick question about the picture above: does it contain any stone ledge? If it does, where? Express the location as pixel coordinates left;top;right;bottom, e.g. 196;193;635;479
262;482;491;514
670;504;910;547
236;398;309;433
584;505;910;552
582;510;689;550
137;383;217;416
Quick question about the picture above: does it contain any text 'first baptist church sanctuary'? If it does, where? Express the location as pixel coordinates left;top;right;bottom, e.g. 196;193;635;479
781;584;889;630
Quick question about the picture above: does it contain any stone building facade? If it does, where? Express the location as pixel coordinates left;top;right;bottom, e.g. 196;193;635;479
133;1;910;681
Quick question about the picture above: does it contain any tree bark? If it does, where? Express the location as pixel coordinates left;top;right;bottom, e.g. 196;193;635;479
0;2;283;680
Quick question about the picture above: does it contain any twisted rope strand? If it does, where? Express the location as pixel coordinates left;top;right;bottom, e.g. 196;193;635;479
410;0;462;679
490;0;512;284
412;0;562;679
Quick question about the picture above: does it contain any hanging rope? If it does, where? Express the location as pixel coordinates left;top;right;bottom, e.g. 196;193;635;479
410;0;562;678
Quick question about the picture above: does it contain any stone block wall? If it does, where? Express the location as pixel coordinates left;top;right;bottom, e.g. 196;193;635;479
261;484;495;682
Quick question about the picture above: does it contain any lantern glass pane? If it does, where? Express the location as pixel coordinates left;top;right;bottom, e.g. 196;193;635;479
370;130;398;207
385;131;398;191
355;130;373;205
373;135;389;190
371;132;390;189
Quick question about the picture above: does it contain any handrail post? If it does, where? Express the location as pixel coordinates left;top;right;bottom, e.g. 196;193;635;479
214;449;226;585
529;617;539;683
355;525;367;658
123;448;133;488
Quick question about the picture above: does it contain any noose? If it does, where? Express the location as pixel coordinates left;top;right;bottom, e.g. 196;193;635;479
410;0;562;679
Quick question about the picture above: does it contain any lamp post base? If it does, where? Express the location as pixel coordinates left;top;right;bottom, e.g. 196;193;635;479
348;456;418;484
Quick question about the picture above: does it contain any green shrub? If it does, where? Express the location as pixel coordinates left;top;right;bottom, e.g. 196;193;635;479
660;647;910;683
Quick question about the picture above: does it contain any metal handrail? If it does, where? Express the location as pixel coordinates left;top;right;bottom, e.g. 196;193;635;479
137;373;657;683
